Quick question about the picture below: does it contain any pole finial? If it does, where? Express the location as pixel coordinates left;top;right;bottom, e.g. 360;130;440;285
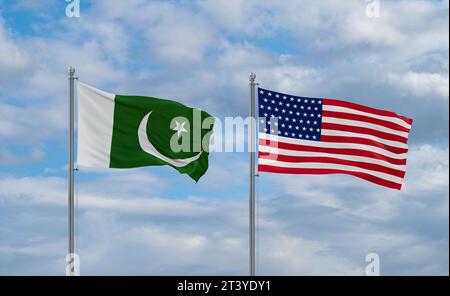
68;66;75;77
249;72;256;82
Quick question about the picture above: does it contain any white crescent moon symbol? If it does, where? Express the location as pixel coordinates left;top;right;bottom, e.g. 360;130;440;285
138;111;202;168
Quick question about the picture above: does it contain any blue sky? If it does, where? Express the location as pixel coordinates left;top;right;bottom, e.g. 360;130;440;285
0;0;448;275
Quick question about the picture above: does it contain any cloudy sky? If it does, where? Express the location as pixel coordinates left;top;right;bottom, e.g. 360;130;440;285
0;0;448;275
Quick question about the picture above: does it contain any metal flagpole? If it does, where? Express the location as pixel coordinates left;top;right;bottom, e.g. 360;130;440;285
68;66;76;276
249;73;256;276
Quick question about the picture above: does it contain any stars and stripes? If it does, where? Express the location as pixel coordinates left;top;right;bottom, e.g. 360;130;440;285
257;88;413;190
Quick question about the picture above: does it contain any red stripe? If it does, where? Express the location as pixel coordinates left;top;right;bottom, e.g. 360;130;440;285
321;122;408;144
258;152;406;178
258;165;402;190
259;139;407;165
320;135;408;154
322;110;410;132
323;98;413;125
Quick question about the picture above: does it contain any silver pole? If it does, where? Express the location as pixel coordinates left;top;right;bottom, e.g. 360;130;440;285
249;73;256;276
68;66;75;276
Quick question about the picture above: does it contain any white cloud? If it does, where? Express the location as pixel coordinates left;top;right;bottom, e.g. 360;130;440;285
0;23;128;145
198;0;272;34
387;71;449;99
0;147;44;166
403;144;449;194
144;12;214;63
0;18;29;80
0;102;66;142
267;0;448;53
10;0;58;12
19;39;126;99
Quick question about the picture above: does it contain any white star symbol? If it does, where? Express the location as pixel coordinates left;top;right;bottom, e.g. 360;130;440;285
173;121;188;137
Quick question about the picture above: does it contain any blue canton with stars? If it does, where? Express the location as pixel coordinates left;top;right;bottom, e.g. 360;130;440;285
258;88;324;141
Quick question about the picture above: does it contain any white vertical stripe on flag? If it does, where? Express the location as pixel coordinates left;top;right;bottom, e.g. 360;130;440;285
77;82;116;168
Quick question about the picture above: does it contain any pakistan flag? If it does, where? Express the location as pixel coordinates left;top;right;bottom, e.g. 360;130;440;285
77;83;215;181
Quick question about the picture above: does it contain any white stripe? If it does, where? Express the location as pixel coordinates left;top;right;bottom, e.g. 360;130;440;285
321;129;409;149
258;158;403;184
77;82;116;168
322;105;412;129
322;117;410;139
258;133;407;159
258;145;406;171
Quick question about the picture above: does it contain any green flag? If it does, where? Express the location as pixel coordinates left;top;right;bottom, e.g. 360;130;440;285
77;83;215;181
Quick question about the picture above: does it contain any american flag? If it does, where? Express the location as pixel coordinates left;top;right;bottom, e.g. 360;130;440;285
257;88;413;190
